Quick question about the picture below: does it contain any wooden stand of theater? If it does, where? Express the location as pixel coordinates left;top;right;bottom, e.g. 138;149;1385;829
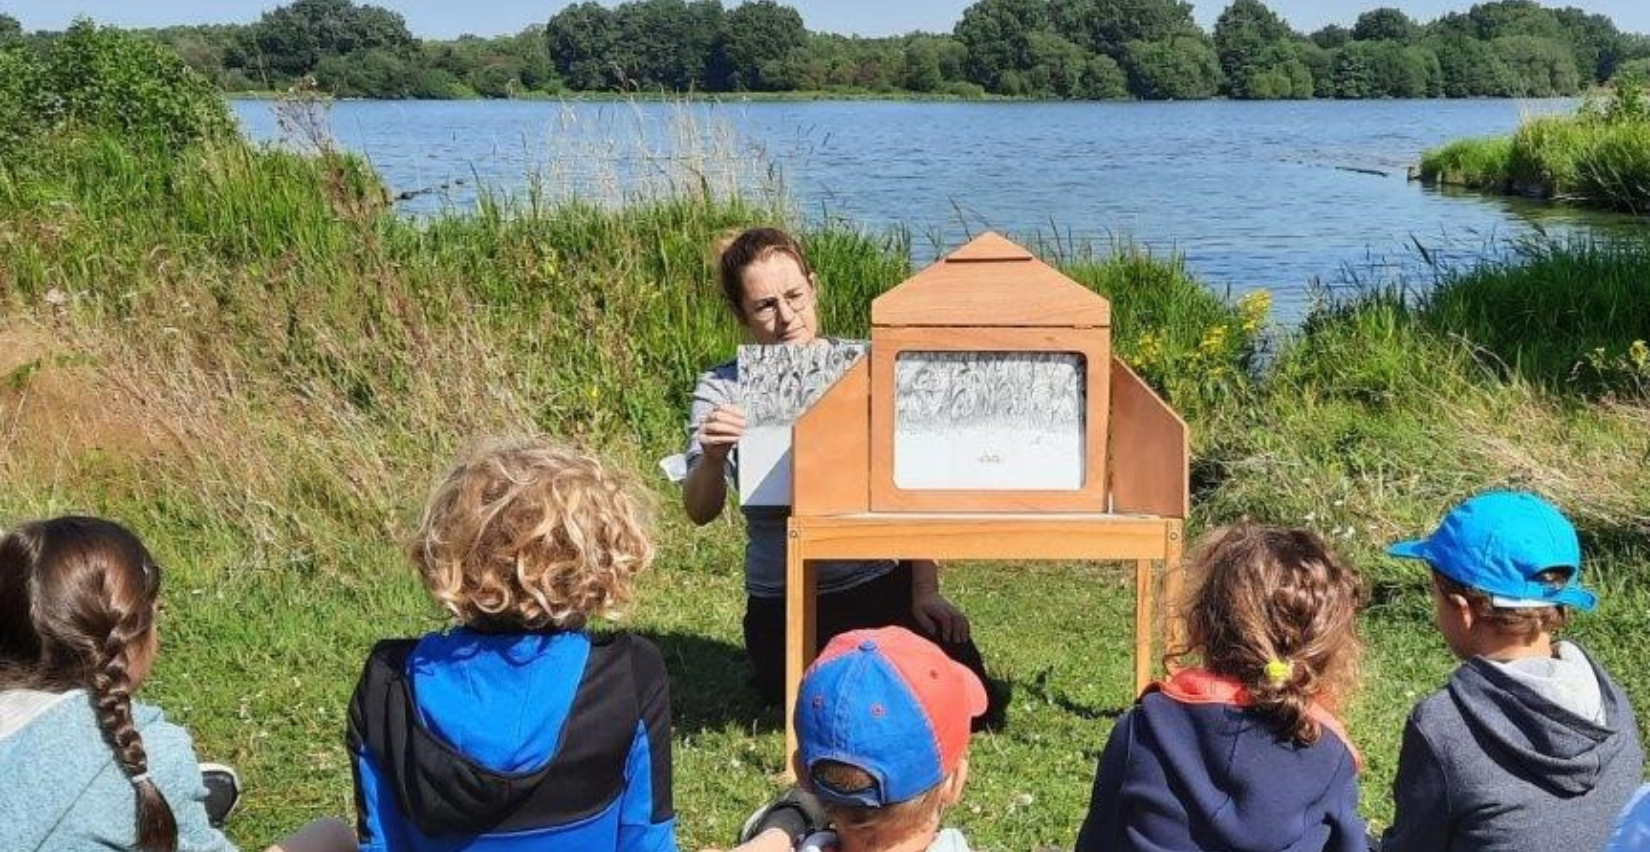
782;233;1191;761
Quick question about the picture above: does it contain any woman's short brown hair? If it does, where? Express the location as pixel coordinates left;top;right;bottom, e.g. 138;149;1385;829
410;439;654;631
1173;523;1364;746
714;227;813;319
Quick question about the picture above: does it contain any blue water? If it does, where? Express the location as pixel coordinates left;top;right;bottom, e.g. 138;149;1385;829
232;98;1641;318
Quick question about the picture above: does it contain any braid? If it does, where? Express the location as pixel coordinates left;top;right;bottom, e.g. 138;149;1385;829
0;516;178;852
89;616;177;852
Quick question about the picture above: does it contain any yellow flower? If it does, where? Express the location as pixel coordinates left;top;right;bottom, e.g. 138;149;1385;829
1630;339;1648;370
1199;324;1228;355
1237;290;1272;335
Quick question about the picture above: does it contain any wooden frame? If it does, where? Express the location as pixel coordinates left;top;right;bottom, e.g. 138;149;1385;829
784;514;1185;760
868;326;1112;513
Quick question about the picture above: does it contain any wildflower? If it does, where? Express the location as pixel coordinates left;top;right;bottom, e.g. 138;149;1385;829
1198;324;1228;355
1237;290;1272;335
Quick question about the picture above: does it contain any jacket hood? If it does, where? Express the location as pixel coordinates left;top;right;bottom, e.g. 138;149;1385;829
1136;670;1360;852
1450;644;1632;796
408;628;590;773
349;630;647;838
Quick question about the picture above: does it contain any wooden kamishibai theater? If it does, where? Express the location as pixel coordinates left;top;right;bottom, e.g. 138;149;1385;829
786;231;1189;751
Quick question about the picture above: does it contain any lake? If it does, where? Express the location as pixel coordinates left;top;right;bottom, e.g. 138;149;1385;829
231;98;1641;318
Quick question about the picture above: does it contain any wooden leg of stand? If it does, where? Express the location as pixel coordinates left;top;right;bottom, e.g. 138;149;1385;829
1162;520;1186;672
784;526;816;776
1134;557;1154;698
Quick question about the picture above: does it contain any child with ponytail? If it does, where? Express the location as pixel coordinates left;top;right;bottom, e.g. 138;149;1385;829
0;516;352;852
1074;524;1369;852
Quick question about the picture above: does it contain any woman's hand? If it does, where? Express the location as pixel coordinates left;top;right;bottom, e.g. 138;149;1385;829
697;403;746;463
912;590;972;644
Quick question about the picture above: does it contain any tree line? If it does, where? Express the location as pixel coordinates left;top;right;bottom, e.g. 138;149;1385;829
1;0;1646;100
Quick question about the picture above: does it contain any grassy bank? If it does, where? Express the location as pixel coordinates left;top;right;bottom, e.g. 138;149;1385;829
4;125;1648;850
1418;80;1650;213
5;30;1649;850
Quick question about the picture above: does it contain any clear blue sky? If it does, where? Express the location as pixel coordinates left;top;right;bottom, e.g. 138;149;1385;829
4;0;1646;39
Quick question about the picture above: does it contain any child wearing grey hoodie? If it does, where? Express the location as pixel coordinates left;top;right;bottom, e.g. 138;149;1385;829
1382;491;1643;852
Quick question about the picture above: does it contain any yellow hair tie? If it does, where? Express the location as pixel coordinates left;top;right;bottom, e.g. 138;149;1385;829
1264;658;1293;686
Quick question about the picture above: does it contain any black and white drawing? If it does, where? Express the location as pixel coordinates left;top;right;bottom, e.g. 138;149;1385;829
738;341;868;505
893;351;1086;490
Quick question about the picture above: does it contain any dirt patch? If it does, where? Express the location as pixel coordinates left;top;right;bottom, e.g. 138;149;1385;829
0;322;183;473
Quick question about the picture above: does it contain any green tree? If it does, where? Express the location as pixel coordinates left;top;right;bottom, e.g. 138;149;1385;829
1298;40;1333;91
0;13;22;41
955;0;1049;92
314;47;417;97
1213;0;1295;97
546;2;618;90
43;21;233;149
0;44;45;158
1492;34;1580;96
1122;35;1221;99
901;34;967;92
1352;8;1416;44
1310;25;1351;49
719;0;804;90
245;0;415;78
1430;34;1518;96
1019;30;1091;97
1466;0;1561;41
1051;0;1199;58
1080;52;1129;98
1332;39;1434;98
607;0;721;90
1614;57;1650;84
1551;7;1621;84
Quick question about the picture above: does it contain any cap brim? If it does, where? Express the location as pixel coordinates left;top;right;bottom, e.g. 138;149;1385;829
1386;539;1429;561
1557;586;1598;612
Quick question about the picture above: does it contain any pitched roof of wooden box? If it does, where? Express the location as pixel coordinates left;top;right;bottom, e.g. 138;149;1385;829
871;231;1111;328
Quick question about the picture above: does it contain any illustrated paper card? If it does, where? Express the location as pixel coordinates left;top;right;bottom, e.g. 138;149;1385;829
738;341;868;506
893;351;1085;490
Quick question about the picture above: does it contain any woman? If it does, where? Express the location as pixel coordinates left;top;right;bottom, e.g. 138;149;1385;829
682;227;1001;725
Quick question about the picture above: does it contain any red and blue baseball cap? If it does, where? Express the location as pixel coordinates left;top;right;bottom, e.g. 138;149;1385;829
1387;490;1596;611
795;627;987;808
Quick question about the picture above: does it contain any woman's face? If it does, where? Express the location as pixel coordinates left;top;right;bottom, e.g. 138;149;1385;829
738;252;819;346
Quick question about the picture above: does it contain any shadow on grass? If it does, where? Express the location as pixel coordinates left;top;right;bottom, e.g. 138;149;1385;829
634;629;782;735
1022;668;1129;721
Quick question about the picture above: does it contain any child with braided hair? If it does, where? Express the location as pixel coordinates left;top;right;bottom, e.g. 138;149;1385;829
1074;523;1369;852
0;516;352;852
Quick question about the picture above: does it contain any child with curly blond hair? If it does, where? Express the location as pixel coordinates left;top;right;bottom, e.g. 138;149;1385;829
347;439;677;852
1075;524;1369;852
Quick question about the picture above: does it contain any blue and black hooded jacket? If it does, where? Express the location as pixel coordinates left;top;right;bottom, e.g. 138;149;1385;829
1075;669;1368;852
347;628;677;852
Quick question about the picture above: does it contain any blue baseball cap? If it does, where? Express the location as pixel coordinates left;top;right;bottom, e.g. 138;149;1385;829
1387;490;1595;611
795;627;986;808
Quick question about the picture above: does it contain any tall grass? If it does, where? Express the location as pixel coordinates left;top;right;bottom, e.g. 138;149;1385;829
3;114;1648;849
1418;82;1650;213
1417;136;1515;191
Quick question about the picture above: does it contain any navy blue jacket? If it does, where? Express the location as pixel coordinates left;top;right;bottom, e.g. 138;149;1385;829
347;628;677;852
1075;670;1367;852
